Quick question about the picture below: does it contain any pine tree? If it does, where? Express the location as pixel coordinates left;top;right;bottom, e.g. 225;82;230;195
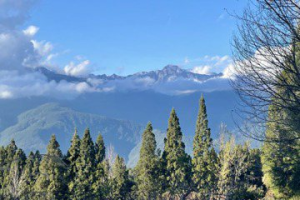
192;96;218;197
111;155;131;200
217;135;264;200
34;135;68;200
93;133;106;199
19;152;35;200
135;122;161;200
72;128;95;199
262;103;300;198
66;128;81;195
7;149;26;199
0;146;7;197
162;109;192;199
2;139;18;198
95;133;105;164
32;151;41;181
101;159;112;199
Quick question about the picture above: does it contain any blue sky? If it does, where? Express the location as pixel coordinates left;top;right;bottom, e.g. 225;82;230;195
25;0;247;75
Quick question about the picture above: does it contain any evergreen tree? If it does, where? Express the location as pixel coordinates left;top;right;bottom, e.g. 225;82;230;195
92;133;107;199
34;135;67;200
32;151;41;181
7;149;26;199
0;146;7;197
261;31;300;199
66;128;81;195
101;159;112;199
95;133;105;164
135;123;161;200
262;103;300;198
162;109;192;199
2;139;18;198
217;136;264;200
72;128;95;199
19;152;36;200
111;155;131;200
192;96;218;197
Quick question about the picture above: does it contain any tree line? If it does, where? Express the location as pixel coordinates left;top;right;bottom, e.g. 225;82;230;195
1;96;289;200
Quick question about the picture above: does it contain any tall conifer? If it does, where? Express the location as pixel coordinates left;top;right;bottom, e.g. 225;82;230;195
19;152;35;199
111;155;131;200
66;128;81;195
162;109;192;199
192;96;217;197
135;123;161;199
72;128;95;199
7;149;26;199
34;135;67;200
93;133;106;199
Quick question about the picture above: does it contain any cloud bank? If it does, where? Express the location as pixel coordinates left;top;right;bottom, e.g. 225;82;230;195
0;0;235;99
0;0;97;99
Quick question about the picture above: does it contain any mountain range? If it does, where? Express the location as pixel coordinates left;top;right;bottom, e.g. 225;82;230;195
0;65;241;166
35;65;229;95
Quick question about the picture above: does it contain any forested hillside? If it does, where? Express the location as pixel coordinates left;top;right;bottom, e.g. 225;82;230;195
0;95;298;200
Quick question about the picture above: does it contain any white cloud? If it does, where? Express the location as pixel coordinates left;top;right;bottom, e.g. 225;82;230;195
32;40;53;56
191;65;211;75
222;63;236;79
0;0;101;99
0;70;99;99
188;55;232;76
23;25;39;36
64;60;90;77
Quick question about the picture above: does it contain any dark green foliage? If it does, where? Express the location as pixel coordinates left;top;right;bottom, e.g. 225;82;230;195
34;135;68;200
262;103;300;199
0;98;294;199
72;128;95;199
19;152;36;199
95;133;105;164
162;109;192;199
92;133;107;199
110;155;132;200
134;122;161;199
192;96;218;198
7;149;26;199
66;129;81;195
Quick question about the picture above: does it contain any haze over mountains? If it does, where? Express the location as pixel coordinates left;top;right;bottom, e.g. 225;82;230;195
0;65;239;165
35;64;230;95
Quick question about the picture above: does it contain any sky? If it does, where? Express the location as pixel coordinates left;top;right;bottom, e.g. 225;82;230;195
25;0;248;75
0;0;248;99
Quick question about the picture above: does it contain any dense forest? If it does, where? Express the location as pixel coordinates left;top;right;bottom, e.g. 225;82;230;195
0;95;298;200
0;1;300;199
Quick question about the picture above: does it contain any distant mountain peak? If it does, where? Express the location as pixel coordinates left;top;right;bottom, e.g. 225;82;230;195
162;64;181;71
35;65;226;95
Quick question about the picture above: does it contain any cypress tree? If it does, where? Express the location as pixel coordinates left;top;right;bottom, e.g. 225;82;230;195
32;151;41;181
101;159;112;199
162;109;192;199
7;149;26;199
93;133;106;199
192;96;217;197
19;152;35;200
0;146;7;197
261;40;300;198
72;128;95;199
262;103;300;198
135;122;161;199
2;139;18;198
34;135;68;200
66;128;81;195
111;155;131;200
95;133;105;164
